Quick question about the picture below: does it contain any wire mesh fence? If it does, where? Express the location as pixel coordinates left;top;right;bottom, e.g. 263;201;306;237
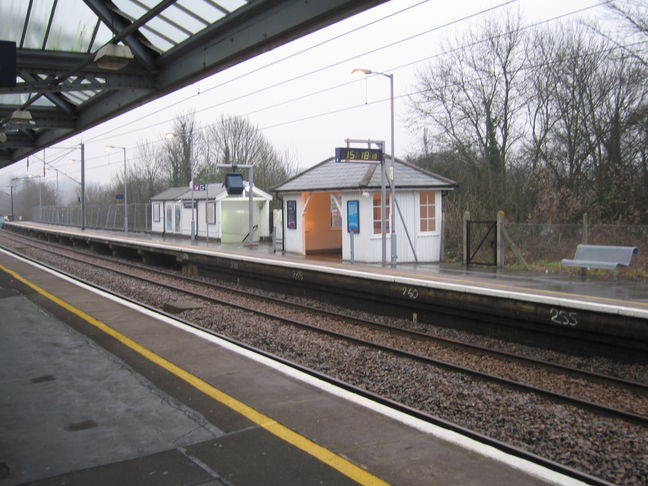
34;203;152;233
442;212;646;277
25;203;647;278
502;222;646;271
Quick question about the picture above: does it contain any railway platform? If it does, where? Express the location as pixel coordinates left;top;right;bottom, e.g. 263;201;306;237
3;222;647;357
5;222;648;308
0;245;580;485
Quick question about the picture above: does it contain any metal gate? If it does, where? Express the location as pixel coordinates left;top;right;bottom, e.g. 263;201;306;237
467;220;497;266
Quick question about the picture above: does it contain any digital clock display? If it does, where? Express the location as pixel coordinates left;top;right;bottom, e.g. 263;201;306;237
335;147;383;164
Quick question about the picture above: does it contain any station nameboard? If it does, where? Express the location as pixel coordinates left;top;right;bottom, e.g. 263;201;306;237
335;147;383;164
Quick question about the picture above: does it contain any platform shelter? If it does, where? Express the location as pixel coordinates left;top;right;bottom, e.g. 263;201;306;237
151;183;272;243
273;157;456;263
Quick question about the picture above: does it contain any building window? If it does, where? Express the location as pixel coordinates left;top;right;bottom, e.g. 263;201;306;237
419;192;436;232
330;194;341;228
372;192;390;234
153;203;160;223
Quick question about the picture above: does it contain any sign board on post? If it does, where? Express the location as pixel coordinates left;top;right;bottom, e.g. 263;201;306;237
192;184;206;191
286;200;297;229
335;147;383;164
347;200;359;233
115;194;124;200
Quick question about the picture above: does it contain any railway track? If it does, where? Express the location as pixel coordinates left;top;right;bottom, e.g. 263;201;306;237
1;230;646;417
1;229;646;485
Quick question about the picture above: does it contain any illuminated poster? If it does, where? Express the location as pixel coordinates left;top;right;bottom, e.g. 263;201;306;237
287;200;297;229
347;200;359;233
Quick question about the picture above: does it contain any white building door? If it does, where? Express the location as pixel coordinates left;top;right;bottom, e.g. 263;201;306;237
174;205;181;233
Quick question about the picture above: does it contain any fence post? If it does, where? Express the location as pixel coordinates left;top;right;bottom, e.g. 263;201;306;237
462;210;470;265
582;213;588;244
497;210;504;268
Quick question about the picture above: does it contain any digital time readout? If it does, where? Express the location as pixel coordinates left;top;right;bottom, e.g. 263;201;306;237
335;147;383;163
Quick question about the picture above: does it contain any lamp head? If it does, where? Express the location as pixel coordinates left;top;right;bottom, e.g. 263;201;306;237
352;68;372;78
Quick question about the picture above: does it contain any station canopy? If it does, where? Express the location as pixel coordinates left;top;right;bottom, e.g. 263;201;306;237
0;0;386;167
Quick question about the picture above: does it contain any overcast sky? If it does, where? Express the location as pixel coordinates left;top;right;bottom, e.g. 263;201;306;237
1;0;609;190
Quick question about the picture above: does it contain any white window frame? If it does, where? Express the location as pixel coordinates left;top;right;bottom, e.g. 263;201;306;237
418;191;438;235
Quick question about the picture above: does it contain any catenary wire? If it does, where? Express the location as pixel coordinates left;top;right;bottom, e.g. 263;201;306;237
86;0;518;144
10;1;618;179
85;1;611;154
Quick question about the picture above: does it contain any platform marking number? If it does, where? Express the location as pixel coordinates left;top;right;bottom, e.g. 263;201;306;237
292;270;304;281
402;287;419;300
550;308;578;327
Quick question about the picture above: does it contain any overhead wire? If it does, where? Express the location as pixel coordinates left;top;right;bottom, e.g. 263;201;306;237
85;0;436;143
89;1;613;153
260;38;646;137
87;0;518;145
20;0;616;180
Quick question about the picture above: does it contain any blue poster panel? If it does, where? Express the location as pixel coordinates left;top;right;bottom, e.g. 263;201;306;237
287;200;297;229
347;200;359;233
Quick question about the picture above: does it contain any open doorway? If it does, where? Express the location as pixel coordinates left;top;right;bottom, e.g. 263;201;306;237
303;192;342;256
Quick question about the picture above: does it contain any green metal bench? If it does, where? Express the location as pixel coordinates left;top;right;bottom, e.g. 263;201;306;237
560;244;638;279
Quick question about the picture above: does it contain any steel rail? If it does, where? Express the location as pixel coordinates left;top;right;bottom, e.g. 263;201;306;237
1;230;646;395
0;241;618;486
1;234;646;427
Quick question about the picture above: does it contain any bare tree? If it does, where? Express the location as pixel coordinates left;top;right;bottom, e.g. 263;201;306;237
600;0;648;66
201;114;298;191
12;180;56;220
160;110;201;186
411;12;647;224
130;141;166;202
409;12;526;211
524;25;647;222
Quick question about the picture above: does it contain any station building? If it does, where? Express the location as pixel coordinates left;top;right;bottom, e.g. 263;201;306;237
150;183;273;243
273;157;456;263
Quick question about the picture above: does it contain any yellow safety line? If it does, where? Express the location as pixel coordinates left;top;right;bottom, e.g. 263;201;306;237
1;264;390;486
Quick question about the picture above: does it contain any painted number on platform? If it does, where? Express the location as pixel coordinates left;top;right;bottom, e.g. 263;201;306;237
402;287;419;300
550;308;578;327
292;270;304;281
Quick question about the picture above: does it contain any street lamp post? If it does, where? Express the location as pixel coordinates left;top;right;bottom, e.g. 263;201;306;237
9;179;19;220
1;183;16;220
67;143;86;229
106;145;128;232
352;68;397;265
27;174;43;221
80;143;86;229
45;145;84;227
